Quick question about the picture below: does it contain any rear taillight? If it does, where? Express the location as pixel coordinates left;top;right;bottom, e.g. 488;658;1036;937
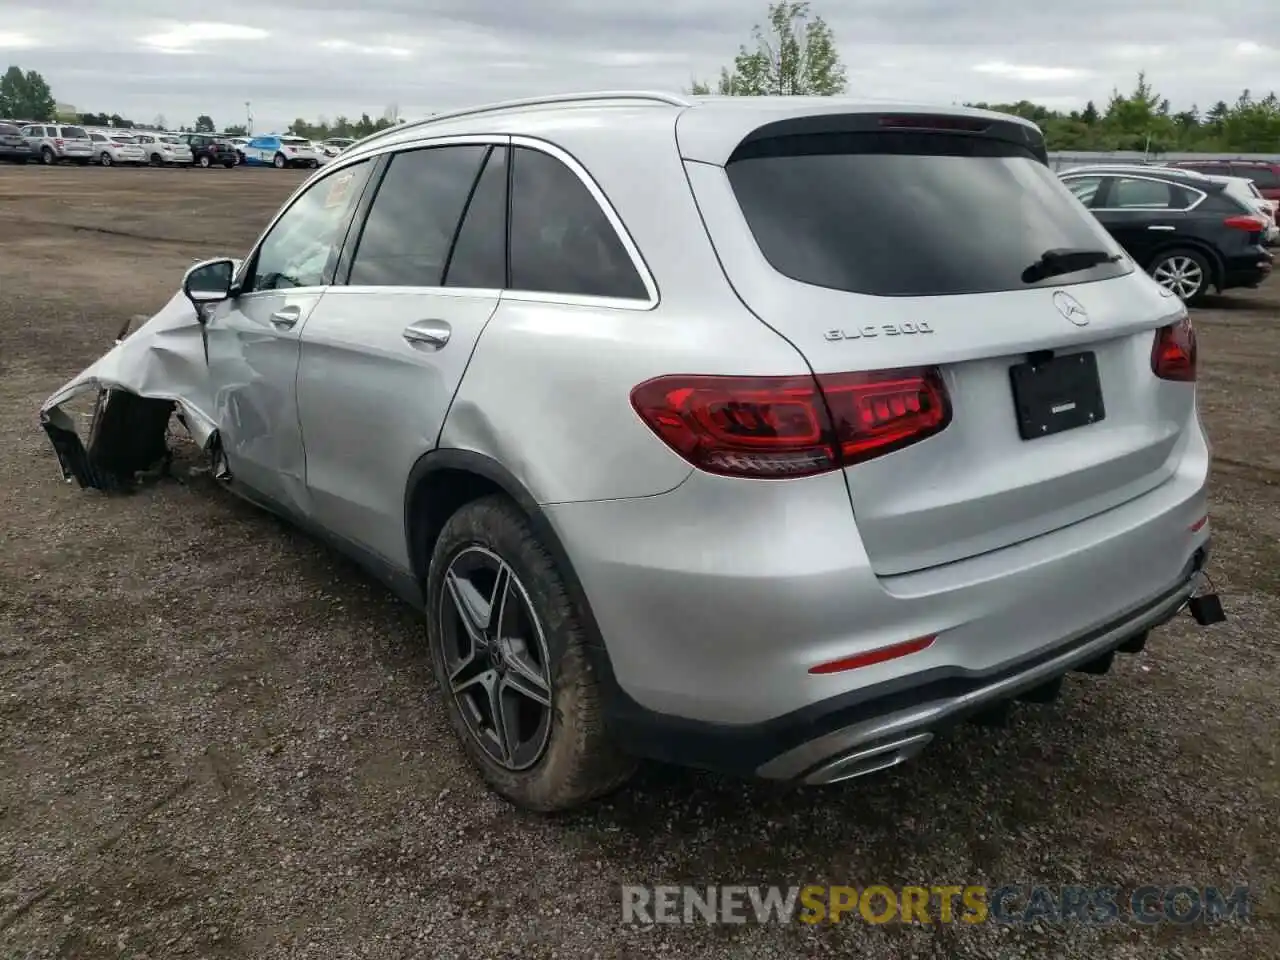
630;368;951;479
1223;214;1265;232
54;138;64;146
1151;316;1197;382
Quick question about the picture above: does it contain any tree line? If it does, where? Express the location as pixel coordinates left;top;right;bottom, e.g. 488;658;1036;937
7;2;1280;153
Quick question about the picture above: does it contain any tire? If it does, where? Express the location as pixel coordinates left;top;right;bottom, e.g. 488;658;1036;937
41;147;55;165
425;495;636;812
1149;247;1212;305
273;152;286;169
150;153;163;167
100;152;112;167
198;154;211;168
223;161;235;169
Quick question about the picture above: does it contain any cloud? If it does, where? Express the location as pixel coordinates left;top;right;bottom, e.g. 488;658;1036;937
0;0;1273;132
0;31;41;49
138;22;269;53
318;39;413;58
972;62;1090;83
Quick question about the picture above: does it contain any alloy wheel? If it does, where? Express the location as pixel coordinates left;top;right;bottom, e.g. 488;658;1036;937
100;153;112;166
1152;256;1204;301
438;546;554;771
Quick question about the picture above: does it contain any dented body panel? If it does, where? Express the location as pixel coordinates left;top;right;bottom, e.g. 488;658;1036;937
40;290;222;489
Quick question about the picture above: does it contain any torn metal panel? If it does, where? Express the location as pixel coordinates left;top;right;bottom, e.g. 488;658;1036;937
40;286;227;491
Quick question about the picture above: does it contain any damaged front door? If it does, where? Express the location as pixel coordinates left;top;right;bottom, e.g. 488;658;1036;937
206;158;375;514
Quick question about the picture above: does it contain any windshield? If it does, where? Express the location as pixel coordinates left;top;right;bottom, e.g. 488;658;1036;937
726;131;1131;297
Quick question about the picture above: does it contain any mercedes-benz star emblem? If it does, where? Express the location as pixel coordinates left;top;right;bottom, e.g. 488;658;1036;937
1053;291;1089;326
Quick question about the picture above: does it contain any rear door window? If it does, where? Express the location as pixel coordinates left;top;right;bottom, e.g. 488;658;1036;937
726;131;1130;297
443;145;508;289
1107;177;1196;209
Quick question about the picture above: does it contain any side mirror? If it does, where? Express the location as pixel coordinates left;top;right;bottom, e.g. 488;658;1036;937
182;258;236;309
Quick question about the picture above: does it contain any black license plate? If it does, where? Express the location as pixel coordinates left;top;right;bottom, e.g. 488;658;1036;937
1008;351;1105;440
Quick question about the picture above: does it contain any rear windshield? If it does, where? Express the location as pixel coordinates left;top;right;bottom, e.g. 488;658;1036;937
281;137;309;145
726;131;1132;297
0;123;18;135
61;126;88;139
160;136;181;144
112;134;136;143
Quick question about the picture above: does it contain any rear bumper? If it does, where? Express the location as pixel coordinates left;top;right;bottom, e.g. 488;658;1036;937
546;413;1211;778
1221;247;1273;288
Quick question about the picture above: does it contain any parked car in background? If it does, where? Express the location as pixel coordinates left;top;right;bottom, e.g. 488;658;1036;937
1199;173;1279;246
87;130;146;166
1060;164;1272;303
240;134;318;168
21;123;94;165
181;133;238;168
134;133;194;167
316;137;355;165
0;122;32;163
226;137;250;163
1166;159;1280;203
44;93;1221;812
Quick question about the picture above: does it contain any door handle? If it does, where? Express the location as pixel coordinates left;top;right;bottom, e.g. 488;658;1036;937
1147;225;1176;231
402;319;451;349
270;305;301;328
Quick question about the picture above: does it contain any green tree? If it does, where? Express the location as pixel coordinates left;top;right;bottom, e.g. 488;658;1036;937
194;114;215;132
694;2;846;96
222;123;247;136
0;66;56;120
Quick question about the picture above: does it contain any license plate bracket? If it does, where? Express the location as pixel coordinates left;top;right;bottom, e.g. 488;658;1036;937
1008;351;1105;440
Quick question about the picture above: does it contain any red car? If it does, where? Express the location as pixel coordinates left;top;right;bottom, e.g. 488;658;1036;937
1167;159;1280;202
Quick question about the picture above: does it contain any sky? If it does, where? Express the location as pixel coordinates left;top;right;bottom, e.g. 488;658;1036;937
1;0;1277;132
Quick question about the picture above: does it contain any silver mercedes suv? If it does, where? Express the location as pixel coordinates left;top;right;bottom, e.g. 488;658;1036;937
43;92;1220;811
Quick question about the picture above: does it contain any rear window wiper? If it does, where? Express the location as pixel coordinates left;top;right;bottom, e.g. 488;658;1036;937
1022;248;1122;284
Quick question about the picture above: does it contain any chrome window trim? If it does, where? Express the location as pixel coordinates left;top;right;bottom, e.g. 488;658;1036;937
1061;173;1207;213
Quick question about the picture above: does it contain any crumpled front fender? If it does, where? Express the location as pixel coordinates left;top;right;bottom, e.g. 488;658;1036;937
40;286;224;490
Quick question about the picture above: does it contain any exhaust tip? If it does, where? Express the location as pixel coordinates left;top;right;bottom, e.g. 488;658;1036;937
803;732;933;786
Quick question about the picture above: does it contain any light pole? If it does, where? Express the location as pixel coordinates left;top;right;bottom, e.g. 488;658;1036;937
245;101;252;134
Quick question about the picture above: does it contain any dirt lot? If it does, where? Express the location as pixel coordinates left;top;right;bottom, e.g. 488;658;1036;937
0;165;1277;960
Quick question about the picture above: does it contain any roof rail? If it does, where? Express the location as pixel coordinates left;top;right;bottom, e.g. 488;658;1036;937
350;90;692;151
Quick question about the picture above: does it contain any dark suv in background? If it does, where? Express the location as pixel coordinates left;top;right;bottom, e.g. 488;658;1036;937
1167;159;1280;202
181;133;237;168
1059;163;1273;303
0;123;32;163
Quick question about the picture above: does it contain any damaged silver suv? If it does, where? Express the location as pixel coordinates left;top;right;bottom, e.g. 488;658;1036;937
42;91;1223;812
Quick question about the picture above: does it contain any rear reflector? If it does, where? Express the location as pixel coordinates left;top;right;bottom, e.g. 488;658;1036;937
1190;515;1207;532
630;368;951;479
1150;316;1197;382
809;635;937;675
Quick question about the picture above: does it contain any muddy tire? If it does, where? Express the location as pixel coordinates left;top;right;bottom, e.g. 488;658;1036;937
424;494;636;812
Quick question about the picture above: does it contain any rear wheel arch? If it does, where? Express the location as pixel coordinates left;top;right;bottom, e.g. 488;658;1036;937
404;450;614;655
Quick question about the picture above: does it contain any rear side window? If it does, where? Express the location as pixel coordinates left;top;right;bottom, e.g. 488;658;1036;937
90;133;107;142
1242;166;1279;189
444;145;508;289
726;131;1130;297
1106;177;1196;209
508;146;648;300
62;126;87;139
349;145;487;287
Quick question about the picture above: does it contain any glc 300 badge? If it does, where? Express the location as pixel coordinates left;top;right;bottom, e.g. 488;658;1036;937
824;321;934;341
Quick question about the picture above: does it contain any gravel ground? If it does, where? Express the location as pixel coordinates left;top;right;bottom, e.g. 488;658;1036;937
0;164;1277;959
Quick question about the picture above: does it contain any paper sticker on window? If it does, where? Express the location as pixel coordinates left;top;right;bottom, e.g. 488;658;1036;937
325;173;355;208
